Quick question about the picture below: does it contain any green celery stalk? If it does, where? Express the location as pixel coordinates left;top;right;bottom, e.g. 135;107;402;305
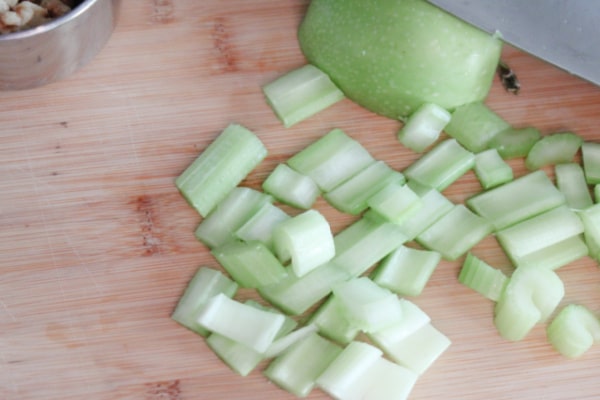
367;181;422;225
458;253;508;301
176;124;267;217
547;304;600;359
262;164;321;209
367;299;431;346
555;163;593;211
308;296;360;345
362;357;418;400
263;64;345;128
397;102;451;153
525;132;583;170
235;202;290;251
487;126;541;159
403;138;475;191
511;235;588;270
473;148;514;190
582;142;600;184
576;203;600;262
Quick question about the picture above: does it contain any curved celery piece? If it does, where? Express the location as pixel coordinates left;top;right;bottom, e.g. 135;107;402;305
445;101;510;153
555;163;593;211
487;126;541;159
473;148;513;190
458;253;508;301
403;138;475;191
263;64;345;128
525;132;583;170
176;124;267;217
397;102;451;153
581;142;600;184
494;266;564;341
547;304;600;359
263;164;320;209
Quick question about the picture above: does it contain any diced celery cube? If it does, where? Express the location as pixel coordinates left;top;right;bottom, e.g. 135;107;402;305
397;102;451;153
263;164;320;209
547;304;600;359
473;148;513;189
367;182;422;224
555;163;593;211
487;126;541;159
458;253;507;301
525;132;583;170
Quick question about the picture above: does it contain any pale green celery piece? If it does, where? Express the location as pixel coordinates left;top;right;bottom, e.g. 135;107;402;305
582;142;600;184
487;126;541;159
171;267;238;336
264;324;319;358
264;333;343;398
458;253;507;301
332;277;404;333
524;132;583;170
262;164;321;209
444;101;510;152
372;245;441;297
287;128;375;192
376;323;451;375
473;148;514;190
466;170;566;231
324;160;405;215
298;0;502;119
367;181;422;224
511;235;588;270
494;266;564;341
273;209;335;277
196;293;286;353
235;202;290;251
595;184;600;203
211;240;288;289
496;205;584;263
263;64;345;128
555;163;593;211
331;214;408;277
397;102;451;153
403;138;475;191
316;341;383;400
416;205;493;261
258;262;350;316
176;124;267;217
367;299;431;347
576;203;600;262
362;358;419;400
206;300;297;377
547;304;600;359
395;182;455;240
195;187;273;248
308;296;360;345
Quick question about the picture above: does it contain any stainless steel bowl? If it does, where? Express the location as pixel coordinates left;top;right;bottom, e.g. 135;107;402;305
0;0;121;90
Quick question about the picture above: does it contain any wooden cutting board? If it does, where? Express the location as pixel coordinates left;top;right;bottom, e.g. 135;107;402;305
1;1;600;399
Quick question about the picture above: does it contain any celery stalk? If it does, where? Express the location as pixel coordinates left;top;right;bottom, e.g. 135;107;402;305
487;126;541;159
525;132;583;170
576;203;600;262
555;163;593;211
176;124;267;217
367;299;431;347
581;142;600;184
362;358;418;400
263;164;321;209
511;235;588;270
235;202;290;251
397;102;451;153
547;304;600;359
367;182;422;224
473;148;514;189
308;296;360;345
458;253;507;301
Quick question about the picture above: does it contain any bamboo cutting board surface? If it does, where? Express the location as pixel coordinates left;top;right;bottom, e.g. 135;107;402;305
1;1;600;399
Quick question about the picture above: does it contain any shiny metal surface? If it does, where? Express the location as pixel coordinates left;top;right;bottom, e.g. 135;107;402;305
428;0;600;86
0;0;121;90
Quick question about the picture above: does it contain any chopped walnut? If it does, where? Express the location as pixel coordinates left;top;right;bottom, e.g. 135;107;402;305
0;0;79;34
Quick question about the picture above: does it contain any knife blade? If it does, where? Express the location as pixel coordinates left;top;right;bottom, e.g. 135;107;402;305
428;0;600;86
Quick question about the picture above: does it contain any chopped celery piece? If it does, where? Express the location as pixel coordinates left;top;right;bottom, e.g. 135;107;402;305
273;210;335;277
367;299;431;347
264;333;343;398
263;324;319;358
176;124;267;217
466;170;566;231
525;132;583;170
308;296;360;345
403;138;475;191
324;160;405;215
263;64;345;128
547;304;600;359
582;142;600;184
487;126;541;159
316;341;383;400
332;277;404;333
555;163;593;210
362;357;418;400
287;128;375;192
171;267;238;336
375;323;451;375
211;240;287;288
196;293;286;353
258;262;350;316
235;202;290;251
576;203;600;262
331;214;408;277
458;253;507;301
262;164;320;209
595;184;600;203
397;102;451;153
372;245;441;297
395;182;455;240
417;205;493;261
494;266;564;341
195;187;273;248
496;205;584;264
367;182;422;224
444;101;510;153
473;148;513;189
512;235;588;270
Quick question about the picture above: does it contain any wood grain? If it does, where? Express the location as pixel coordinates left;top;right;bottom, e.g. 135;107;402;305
1;1;600;399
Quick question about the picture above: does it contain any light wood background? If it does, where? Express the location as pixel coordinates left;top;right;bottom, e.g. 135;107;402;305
1;1;600;399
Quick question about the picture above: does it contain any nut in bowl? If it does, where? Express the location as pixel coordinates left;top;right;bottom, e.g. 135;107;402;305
0;0;121;90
